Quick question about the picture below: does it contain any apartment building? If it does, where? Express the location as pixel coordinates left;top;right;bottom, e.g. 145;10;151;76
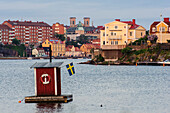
0;24;11;44
100;19;146;48
52;22;64;37
2;20;52;45
150;17;170;43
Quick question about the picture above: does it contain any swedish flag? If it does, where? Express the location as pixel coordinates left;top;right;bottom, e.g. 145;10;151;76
66;62;75;76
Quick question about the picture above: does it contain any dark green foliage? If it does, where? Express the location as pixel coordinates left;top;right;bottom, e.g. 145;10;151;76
55;33;65;41
130;36;148;45
12;38;20;46
4;44;26;57
121;47;133;54
77;34;90;45
90;48;94;54
95;54;104;62
167;40;170;43
134;49;147;55
66;40;79;47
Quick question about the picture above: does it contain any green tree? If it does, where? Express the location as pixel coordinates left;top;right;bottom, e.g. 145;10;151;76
121;47;133;55
55;33;65;41
12;38;20;46
77;35;89;44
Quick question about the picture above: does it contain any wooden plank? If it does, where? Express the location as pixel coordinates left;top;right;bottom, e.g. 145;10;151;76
25;95;72;103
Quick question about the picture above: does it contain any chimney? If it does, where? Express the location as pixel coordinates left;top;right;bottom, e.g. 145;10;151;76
132;19;136;25
164;18;169;22
115;19;120;21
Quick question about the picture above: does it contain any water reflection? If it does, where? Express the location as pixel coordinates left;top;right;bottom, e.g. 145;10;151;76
36;103;63;113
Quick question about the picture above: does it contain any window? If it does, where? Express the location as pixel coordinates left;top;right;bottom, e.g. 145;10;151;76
115;26;118;29
115;41;118;45
87;21;89;25
103;41;105;45
106;34;108;36
152;27;156;32
141;32;143;36
124;34;126;36
73;21;74;24
159;27;165;32
111;41;114;45
103;32;105;36
111;32;113;36
114;33;116;36
130;32;133;36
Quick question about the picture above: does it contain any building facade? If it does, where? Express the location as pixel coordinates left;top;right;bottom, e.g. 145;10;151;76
100;19;146;48
150;17;170;43
80;44;100;57
0;24;12;44
65;45;82;57
52;22;64;37
32;48;45;57
42;39;65;57
2;20;52;45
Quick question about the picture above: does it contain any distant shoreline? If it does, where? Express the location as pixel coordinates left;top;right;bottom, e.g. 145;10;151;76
79;60;170;66
0;57;89;60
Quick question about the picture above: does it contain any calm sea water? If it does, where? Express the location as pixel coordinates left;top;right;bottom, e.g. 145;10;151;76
0;59;169;113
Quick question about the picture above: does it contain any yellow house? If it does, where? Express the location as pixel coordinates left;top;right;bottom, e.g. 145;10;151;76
80;44;100;57
150;17;170;43
100;19;146;48
42;39;65;57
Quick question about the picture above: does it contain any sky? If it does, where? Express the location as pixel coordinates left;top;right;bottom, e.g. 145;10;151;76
0;0;170;30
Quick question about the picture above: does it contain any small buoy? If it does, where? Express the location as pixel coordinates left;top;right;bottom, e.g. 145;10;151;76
18;101;21;103
136;63;137;66
100;104;102;107
163;63;165;67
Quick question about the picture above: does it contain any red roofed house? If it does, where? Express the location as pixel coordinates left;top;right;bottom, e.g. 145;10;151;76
2;20;52;46
100;19;146;61
150;17;170;43
65;45;82;57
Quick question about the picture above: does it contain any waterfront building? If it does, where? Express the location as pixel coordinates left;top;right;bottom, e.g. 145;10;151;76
99;19;146;61
2;20;52;46
65;45;82;57
80;44;100;57
42;39;65;57
150;17;170;43
32;48;45;57
100;19;146;47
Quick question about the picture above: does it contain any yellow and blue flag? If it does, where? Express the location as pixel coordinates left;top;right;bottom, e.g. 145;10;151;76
66;62;75;76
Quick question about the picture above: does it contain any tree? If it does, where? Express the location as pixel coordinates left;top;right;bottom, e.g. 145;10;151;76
147;35;158;44
12;38;20;46
55;33;65;41
121;47;133;55
77;35;89;44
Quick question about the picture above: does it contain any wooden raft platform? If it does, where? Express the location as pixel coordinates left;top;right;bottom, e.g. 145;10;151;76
25;95;73;103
